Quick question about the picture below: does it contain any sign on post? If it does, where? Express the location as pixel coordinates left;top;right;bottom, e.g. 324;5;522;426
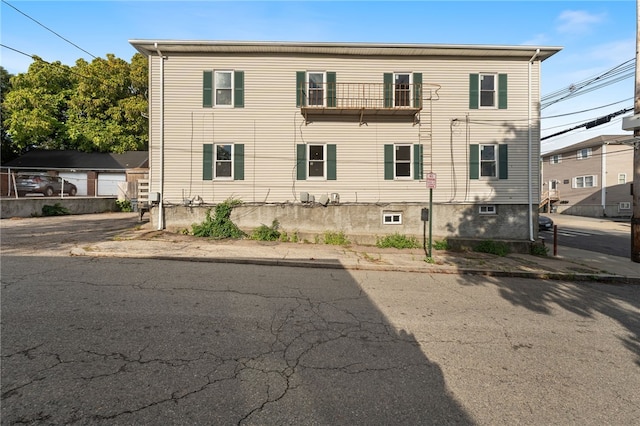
426;172;437;189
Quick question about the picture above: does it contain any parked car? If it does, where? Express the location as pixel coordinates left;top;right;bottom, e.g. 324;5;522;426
538;215;554;231
15;174;77;197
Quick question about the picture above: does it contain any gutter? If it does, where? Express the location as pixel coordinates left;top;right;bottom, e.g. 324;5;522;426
601;142;607;215
528;48;540;241
155;43;165;231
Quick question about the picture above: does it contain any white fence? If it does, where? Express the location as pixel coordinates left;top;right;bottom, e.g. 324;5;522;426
1;171;137;200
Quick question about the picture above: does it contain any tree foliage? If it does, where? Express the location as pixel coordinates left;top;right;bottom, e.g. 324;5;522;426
2;53;148;156
1;66;18;162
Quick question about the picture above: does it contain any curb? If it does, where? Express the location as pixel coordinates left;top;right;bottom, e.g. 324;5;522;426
71;248;639;284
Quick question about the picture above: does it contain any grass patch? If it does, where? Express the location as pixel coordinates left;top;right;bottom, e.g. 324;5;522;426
376;233;420;249
433;239;449;251
115;199;132;212
530;242;549;256
42;203;70;216
323;231;350;246
474;240;510;257
251;219;281;241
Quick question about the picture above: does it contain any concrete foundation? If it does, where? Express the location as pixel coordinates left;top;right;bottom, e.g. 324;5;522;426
151;201;536;252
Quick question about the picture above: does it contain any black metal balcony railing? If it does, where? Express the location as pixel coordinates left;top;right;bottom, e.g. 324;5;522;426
298;82;440;110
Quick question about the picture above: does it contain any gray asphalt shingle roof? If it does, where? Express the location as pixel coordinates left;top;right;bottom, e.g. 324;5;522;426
3;150;148;171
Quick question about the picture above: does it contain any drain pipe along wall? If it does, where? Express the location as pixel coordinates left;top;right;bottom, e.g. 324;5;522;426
155;43;165;230
528;48;540;241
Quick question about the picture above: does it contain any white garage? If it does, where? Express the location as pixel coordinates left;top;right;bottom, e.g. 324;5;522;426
97;173;127;197
58;172;89;196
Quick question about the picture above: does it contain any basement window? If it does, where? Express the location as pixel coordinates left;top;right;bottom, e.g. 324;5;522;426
383;212;403;225
479;205;496;215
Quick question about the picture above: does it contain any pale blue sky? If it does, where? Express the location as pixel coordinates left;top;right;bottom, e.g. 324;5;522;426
1;0;636;151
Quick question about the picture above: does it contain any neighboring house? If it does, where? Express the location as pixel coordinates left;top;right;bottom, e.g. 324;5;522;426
129;40;560;244
540;135;634;218
2;150;148;198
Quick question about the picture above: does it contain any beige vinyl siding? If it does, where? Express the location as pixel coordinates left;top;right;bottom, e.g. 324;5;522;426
149;54;540;205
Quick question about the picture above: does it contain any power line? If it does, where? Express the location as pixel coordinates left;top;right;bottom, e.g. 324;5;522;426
541;108;633;141
541;98;633;119
0;43;92;79
1;0;97;59
541;58;635;109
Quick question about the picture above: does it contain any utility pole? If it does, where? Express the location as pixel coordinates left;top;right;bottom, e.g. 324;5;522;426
633;0;640;263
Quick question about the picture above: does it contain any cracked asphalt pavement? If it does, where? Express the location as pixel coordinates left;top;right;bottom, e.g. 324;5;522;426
2;214;639;424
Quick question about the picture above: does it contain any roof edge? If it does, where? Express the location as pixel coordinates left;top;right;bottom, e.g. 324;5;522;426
128;39;562;61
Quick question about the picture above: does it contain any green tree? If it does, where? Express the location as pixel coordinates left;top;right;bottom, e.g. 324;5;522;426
1;66;18;162
2;58;75;151
67;53;148;153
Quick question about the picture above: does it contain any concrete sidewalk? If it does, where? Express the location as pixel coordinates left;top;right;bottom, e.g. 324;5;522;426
73;224;640;284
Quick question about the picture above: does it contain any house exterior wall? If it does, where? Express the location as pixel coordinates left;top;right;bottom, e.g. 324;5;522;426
541;140;633;217
141;43;552;241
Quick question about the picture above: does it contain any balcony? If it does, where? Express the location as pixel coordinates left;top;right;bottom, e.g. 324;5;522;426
298;82;440;124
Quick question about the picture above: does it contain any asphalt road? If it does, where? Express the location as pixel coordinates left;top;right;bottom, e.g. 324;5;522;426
540;214;631;258
2;253;639;425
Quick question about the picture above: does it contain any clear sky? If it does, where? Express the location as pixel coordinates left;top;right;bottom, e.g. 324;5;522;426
1;0;636;152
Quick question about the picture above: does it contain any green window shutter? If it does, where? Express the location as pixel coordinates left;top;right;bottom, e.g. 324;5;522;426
203;71;213;108
469;144;479;179
327;72;336;108
469;74;479;109
296;144;307;180
203;144;213;180
413;72;422;108
383;73;393;108
498;73;508;109
296;71;305;107
327;144;337;180
384;144;394;180
499;144;508;179
234;144;244;180
234;71;244;108
413;144;423;180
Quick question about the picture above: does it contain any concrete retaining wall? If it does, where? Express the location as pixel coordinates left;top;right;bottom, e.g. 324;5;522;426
555;204;632;219
1;197;118;219
151;202;535;251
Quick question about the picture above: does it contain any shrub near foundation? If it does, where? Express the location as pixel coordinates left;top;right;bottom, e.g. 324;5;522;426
376;233;420;249
191;199;246;239
251;219;281;241
474;240;510;256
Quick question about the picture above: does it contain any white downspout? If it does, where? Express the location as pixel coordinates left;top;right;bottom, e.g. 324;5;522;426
528;48;540;241
155;43;165;230
601;142;607;216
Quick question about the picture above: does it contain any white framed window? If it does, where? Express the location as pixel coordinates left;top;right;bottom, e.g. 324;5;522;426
383;212;403;224
215;71;233;106
308;144;326;179
576;148;592;160
307;72;325;106
214;144;234;179
394;73;411;107
394;144;412;179
618;173;627;184
480;145;497;178
550;154;562;164
619;202;631;210
479;74;496;107
479;205;496;215
573;175;597;188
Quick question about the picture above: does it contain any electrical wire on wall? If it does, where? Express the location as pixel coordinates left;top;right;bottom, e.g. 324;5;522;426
189;111;194;199
449;118;459;202
253;119;256;203
465;114;471;203
291;111;302;202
